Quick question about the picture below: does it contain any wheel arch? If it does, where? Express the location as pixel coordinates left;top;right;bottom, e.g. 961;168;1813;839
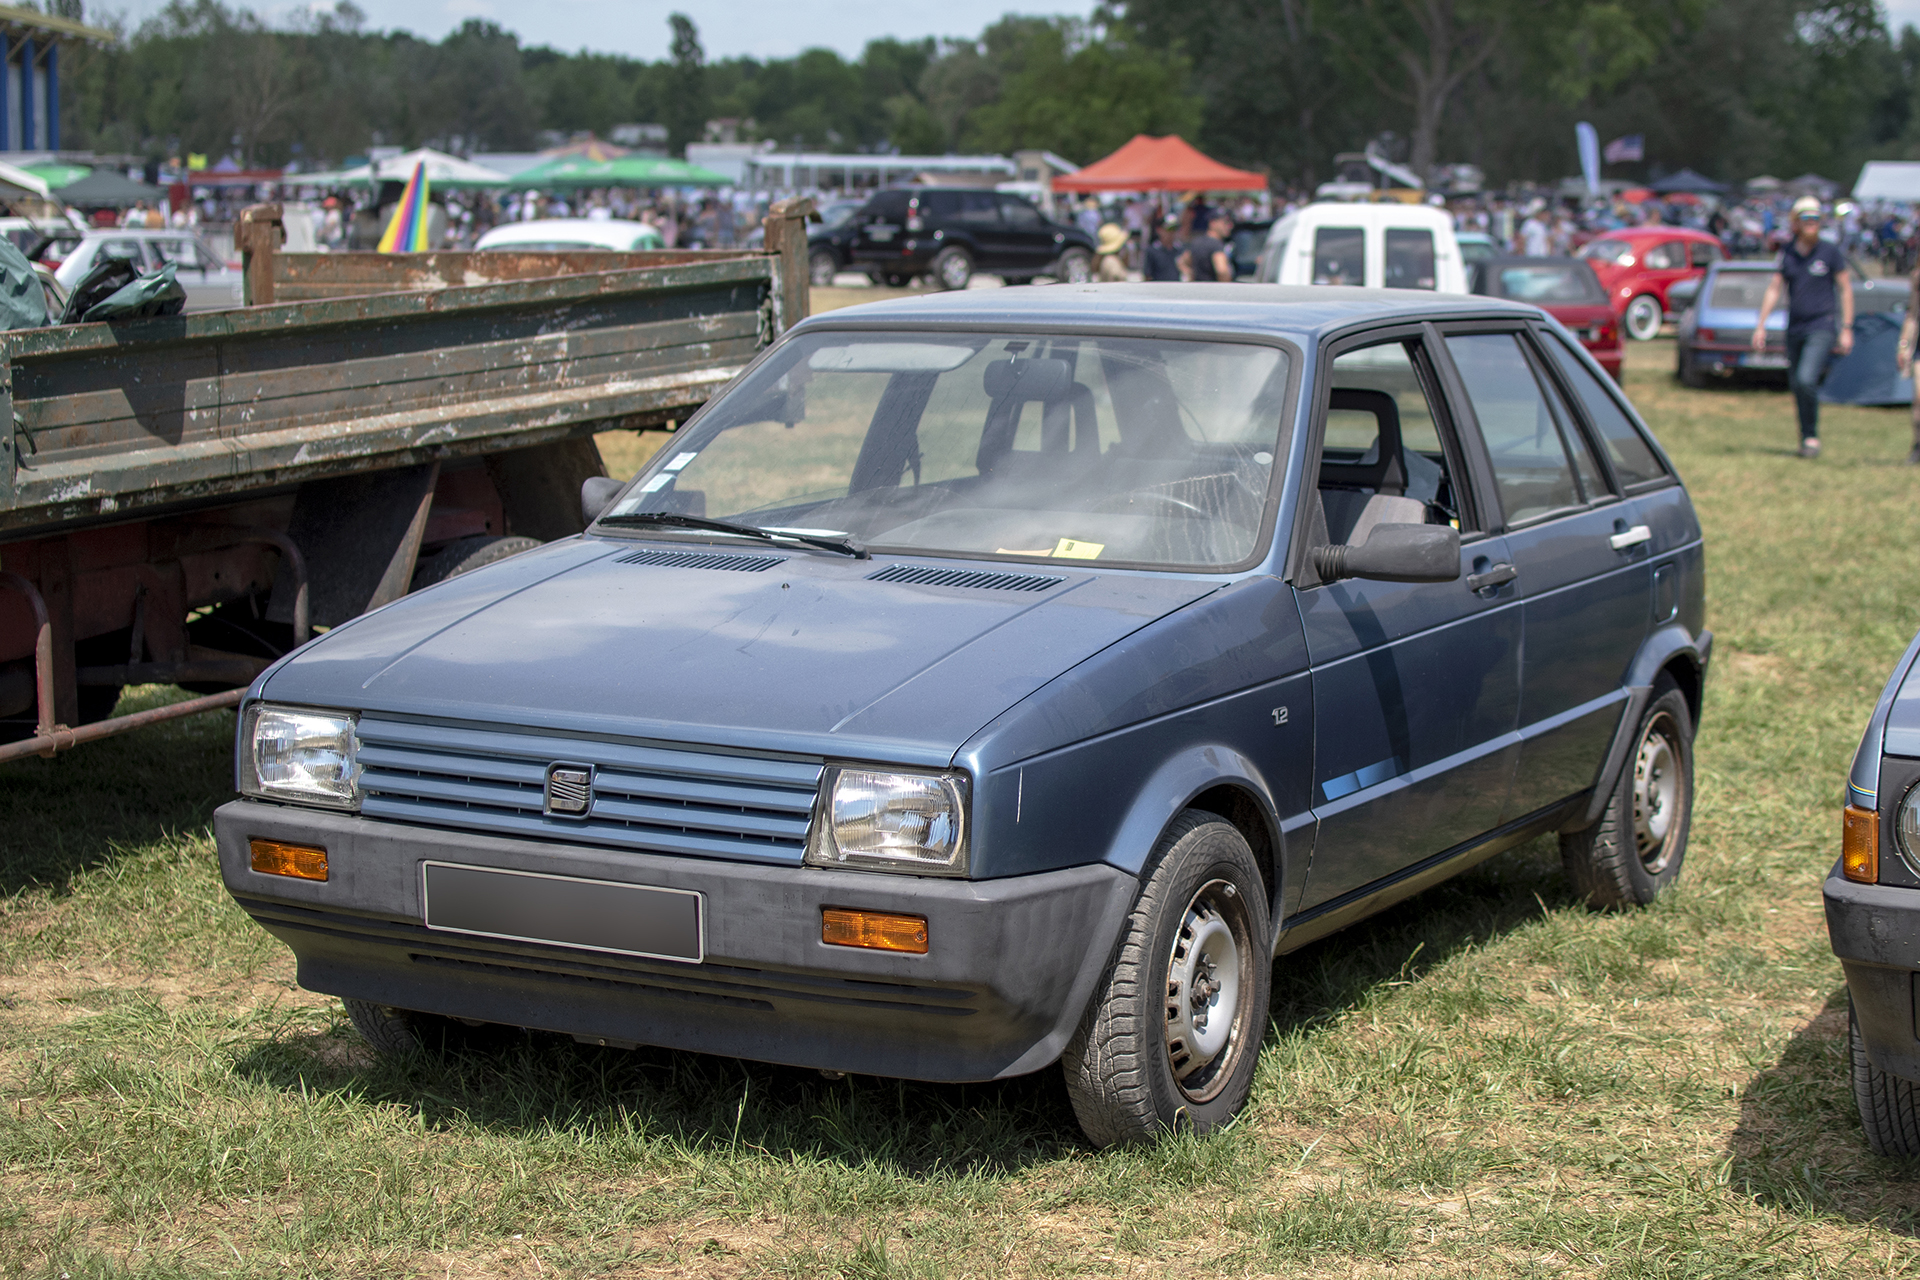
1100;745;1284;924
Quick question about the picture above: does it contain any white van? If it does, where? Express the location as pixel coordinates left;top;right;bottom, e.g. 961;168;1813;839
1257;203;1467;293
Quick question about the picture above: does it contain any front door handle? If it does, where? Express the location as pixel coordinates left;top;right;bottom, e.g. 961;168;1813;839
1467;563;1517;593
1609;524;1653;551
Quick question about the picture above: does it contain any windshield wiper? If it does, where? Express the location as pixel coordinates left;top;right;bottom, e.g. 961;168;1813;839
598;511;868;559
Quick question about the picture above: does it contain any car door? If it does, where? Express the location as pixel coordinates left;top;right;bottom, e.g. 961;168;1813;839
1294;326;1522;919
1437;326;1652;823
994;195;1057;274
848;190;911;274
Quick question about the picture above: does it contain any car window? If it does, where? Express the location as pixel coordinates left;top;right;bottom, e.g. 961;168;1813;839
1319;338;1468;539
606;332;1292;570
149;237;204;269
917;191;959;219
864;191;910;220
1534;357;1609;500
999;197;1043;229
97;239;144;265
1707;271;1769;309
1641;241;1685;271
1446;333;1583;524
953;192;1002;225
1689;241;1719;268
1540;333;1668;486
1492;262;1606;304
1383;228;1436;289
1313;226;1364;286
1577;238;1632;265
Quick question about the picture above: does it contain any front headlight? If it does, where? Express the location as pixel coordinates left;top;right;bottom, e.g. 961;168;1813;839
240;703;361;811
1896;782;1920;877
805;767;968;876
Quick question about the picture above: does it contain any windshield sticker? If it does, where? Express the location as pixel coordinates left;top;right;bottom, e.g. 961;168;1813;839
639;474;673;493
1052;538;1104;560
664;452;699;471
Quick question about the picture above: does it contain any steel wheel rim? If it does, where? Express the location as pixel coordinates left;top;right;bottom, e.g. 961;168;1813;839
1632;711;1684;873
1064;254;1092;283
1626;296;1661;341
940;255;970;289
810;254;836;286
1163;878;1254;1103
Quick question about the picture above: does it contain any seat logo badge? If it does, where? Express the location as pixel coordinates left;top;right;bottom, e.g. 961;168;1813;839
545;764;593;817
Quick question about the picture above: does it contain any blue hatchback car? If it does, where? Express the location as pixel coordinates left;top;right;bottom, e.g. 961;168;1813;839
216;285;1710;1147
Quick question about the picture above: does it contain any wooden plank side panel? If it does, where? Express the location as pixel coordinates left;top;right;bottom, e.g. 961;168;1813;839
271;249;768;299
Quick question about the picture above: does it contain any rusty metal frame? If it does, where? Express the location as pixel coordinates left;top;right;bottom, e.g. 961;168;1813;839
0;687;243;764
0;567;54;747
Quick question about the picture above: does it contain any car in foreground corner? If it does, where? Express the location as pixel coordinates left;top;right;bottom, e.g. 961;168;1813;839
217;284;1708;1148
1471;255;1622;380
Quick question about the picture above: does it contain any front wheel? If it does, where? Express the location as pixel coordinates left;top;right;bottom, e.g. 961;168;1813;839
1624;294;1664;341
1560;676;1693;908
1054;248;1094;284
808;249;839;287
1062;810;1270;1148
931;246;974;291
1852;998;1920;1156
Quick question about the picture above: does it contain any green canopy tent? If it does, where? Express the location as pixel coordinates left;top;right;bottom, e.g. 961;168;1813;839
507;155;732;188
24;163;92;190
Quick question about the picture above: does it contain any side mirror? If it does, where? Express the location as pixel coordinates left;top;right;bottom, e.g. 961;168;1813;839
581;475;623;524
1315;523;1460;584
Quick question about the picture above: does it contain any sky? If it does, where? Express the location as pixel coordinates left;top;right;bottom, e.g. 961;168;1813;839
88;0;1102;58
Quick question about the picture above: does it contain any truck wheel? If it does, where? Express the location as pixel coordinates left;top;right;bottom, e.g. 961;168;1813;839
1624;294;1664;341
931;247;974;291
1560;676;1693;909
1061;810;1270;1148
411;535;541;591
1054;249;1095;284
1852;997;1920;1156
809;249;838;286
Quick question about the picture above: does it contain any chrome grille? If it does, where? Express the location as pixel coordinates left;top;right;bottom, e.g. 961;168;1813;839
357;716;821;864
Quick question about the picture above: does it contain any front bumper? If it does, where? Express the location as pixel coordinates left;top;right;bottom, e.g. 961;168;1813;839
1825;863;1920;1079
215;800;1137;1082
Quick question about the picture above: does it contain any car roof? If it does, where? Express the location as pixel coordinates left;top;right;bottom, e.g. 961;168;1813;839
794;283;1537;343
1589;226;1722;244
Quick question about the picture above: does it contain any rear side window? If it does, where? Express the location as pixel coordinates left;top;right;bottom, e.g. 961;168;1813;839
1689;241;1719;268
865;191;911;220
1445;333;1582;523
1542;334;1668;486
1313;227;1364;286
1642;242;1685;270
1384;228;1435;289
999;196;1042;228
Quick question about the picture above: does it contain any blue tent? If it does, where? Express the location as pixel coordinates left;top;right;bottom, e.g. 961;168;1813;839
1822;312;1914;407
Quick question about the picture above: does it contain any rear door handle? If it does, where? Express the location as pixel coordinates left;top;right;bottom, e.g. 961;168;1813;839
1467;563;1517;593
1609;525;1653;551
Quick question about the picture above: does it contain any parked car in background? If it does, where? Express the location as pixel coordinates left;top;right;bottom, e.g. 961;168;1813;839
1828;627;1920;1157
1672;261;1784;386
1228;218;1274;279
51;227;243;313
475;219;665;253
1577;226;1723;341
750;198;862;261
1456;231;1498;275
1471;255;1622;380
1257;203;1468;292
0;215;81;267
808;187;1095;289
217;284;1706;1149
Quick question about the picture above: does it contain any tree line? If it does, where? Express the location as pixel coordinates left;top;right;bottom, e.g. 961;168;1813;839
49;0;1920;189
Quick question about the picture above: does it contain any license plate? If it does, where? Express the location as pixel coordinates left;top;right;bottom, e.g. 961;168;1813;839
422;862;704;962
868;227;896;243
1744;353;1788;369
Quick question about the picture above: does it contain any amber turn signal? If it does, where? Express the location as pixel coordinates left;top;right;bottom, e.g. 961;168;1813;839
249;838;328;881
822;907;928;954
1843;805;1880;884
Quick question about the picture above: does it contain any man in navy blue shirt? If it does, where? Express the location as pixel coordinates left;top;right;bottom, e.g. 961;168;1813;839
1753;197;1854;458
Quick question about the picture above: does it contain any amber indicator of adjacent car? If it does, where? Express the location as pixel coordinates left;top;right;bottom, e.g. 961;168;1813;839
1843;805;1880;884
249;838;329;882
821;907;928;954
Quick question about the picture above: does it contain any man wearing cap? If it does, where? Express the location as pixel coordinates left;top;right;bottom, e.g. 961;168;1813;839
1753;196;1853;458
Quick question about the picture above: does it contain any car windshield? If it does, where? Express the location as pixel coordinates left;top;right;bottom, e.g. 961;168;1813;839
603;331;1292;569
1492;263;1605;304
1578;238;1633;265
1708;272;1771;310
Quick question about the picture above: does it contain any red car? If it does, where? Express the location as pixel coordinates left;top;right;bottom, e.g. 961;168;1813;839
1471;256;1623;380
1576;226;1724;341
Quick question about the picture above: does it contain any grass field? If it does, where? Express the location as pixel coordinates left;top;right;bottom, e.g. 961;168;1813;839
5;334;1920;1277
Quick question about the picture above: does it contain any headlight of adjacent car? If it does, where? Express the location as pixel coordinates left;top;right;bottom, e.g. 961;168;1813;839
804;767;969;876
239;703;361;811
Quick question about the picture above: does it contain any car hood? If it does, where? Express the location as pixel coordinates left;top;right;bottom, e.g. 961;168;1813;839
260;538;1222;766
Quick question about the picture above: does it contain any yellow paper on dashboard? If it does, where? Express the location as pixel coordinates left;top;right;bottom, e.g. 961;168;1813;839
1052;538;1104;559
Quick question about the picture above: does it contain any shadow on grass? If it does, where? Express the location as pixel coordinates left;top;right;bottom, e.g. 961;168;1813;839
1729;985;1920;1234
0;685;237;896
224;839;1576;1176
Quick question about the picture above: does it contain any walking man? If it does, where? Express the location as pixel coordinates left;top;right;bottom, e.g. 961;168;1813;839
1753;196;1853;458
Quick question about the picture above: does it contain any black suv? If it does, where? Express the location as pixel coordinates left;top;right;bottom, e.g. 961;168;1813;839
809;187;1097;290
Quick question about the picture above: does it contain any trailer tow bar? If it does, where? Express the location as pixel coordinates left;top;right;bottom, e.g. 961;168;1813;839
0;688;245;765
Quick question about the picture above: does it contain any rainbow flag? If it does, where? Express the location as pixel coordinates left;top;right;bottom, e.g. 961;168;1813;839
376;161;431;253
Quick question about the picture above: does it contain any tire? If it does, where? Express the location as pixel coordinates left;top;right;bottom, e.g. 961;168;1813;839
808;249;838;287
1560;676;1694;909
1678;347;1706;388
1624;294;1664;342
410;535;541;591
881;272;912;288
343;998;505;1058
1062;810;1271;1148
1851;997;1920;1157
931;247;973;291
1054;248;1094;284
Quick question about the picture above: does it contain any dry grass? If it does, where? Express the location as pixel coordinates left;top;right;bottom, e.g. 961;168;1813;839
4;335;1920;1276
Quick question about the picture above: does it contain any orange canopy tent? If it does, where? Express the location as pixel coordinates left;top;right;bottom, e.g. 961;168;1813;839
1052;134;1266;193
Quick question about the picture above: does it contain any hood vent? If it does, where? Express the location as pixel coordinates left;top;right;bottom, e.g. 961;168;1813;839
867;563;1064;593
614;548;787;573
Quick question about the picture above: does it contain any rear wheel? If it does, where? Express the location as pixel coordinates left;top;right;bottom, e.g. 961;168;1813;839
1560;676;1693;908
808;249;838;286
411;535;541;591
1054;248;1095;284
1852;997;1920;1156
1678;347;1707;388
931;247;974;291
1062;810;1270;1148
1624;294;1664;341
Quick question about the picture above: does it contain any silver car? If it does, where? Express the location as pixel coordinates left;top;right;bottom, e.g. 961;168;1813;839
53;228;244;313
